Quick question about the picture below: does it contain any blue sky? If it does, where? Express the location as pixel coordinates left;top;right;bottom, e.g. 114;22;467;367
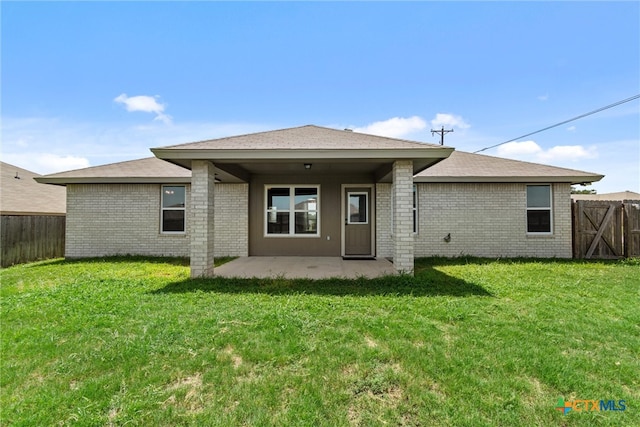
2;1;639;193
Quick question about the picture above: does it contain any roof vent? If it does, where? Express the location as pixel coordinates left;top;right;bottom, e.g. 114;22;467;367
344;128;353;132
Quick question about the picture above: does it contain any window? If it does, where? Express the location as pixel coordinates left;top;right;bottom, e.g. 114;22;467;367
526;185;552;233
161;185;185;233
266;186;319;236
391;184;418;234
348;192;368;224
413;184;418;234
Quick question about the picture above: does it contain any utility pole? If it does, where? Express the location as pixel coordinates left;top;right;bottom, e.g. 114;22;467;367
431;126;453;145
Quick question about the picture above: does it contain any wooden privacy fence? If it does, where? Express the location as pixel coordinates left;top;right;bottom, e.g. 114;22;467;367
573;200;640;259
0;215;65;268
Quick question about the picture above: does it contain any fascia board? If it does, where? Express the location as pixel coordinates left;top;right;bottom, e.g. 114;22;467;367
34;177;191;185
151;147;454;161
412;175;604;184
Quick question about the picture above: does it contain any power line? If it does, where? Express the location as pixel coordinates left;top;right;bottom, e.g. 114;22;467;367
474;94;640;154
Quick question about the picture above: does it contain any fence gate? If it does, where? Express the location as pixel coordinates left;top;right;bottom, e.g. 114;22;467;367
572;200;640;259
573;201;622;259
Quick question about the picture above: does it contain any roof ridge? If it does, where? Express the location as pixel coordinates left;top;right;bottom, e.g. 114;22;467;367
157;124;315;149
155;124;447;149
318;125;445;148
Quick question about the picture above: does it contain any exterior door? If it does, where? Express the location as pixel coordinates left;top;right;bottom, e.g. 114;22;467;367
344;187;372;256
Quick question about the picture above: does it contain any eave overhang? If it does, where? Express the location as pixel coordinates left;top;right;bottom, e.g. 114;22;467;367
34;177;191;186
151;147;455;183
413;174;605;185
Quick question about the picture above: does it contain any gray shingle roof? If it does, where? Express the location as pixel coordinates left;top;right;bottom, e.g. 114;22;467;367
35;157;191;185
158;124;444;150
33;127;604;186
415;151;603;184
1;162;66;215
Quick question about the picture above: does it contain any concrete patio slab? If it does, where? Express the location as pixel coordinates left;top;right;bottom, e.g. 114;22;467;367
214;257;397;279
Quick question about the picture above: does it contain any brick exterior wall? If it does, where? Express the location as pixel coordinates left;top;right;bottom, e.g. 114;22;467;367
65;184;190;258
65;180;571;262
65;182;248;259
213;183;249;257
375;183;393;258
414;182;573;258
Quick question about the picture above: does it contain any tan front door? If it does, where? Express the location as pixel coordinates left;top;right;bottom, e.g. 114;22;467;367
344;187;372;256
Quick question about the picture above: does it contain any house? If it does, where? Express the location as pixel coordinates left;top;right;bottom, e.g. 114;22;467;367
1;162;66;267
36;125;603;277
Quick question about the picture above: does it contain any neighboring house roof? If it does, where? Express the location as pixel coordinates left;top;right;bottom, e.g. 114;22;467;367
35;157;191;185
151;125;454;181
1;162;66;215
414;151;603;184
571;191;640;201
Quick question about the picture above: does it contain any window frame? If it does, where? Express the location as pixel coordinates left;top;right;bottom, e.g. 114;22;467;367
412;184;418;234
390;184;418;235
264;185;320;237
526;184;553;235
347;191;369;225
160;185;186;234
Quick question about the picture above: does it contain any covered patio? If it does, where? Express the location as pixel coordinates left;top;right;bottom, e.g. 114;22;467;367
151;125;453;278
214;256;398;279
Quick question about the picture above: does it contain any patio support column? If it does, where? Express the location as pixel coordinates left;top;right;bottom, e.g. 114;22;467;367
392;160;414;275
190;160;215;277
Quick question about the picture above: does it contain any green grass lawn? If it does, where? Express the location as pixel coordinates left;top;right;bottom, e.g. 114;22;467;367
1;256;638;426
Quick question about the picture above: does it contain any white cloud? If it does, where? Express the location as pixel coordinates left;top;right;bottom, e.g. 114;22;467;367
1;116;269;174
114;93;172;124
567;125;576;132
353;116;427;138
539;145;598;162
497;140;541;157
497;140;598;163
3;153;90;174
430;113;470;130
537;94;549;101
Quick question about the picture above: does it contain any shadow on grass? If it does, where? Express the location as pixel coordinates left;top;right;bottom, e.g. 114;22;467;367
21;255;191;268
151;256;629;298
414;255;627;268
152;265;494;298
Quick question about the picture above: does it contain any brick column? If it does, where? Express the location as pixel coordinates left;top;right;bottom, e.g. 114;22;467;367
392;160;414;274
190;160;215;277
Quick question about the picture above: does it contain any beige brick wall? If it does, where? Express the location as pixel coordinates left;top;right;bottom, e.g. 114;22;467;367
65;182;248;259
65;181;571;260
413;182;572;258
375;183;393;258
213;183;249;257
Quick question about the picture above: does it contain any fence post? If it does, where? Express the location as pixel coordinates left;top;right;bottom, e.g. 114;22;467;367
623;200;640;258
